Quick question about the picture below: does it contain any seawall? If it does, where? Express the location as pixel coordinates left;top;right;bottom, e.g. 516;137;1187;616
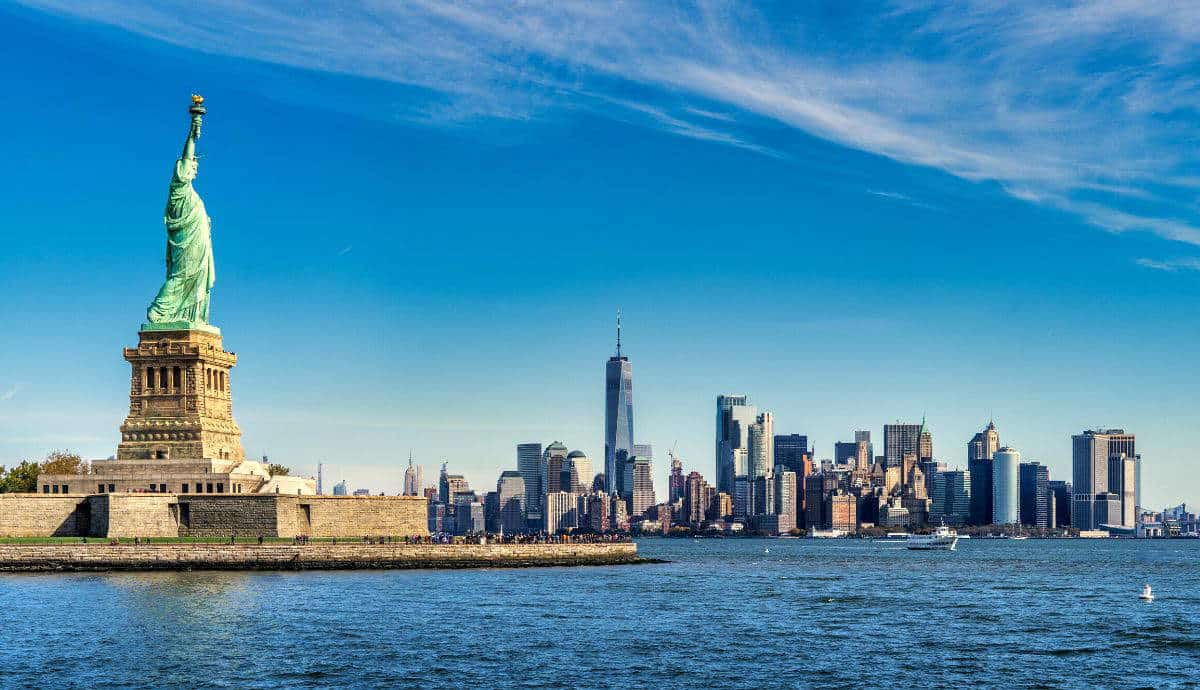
0;542;641;572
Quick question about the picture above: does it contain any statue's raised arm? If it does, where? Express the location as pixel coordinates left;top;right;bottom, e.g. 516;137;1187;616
145;95;217;330
181;94;203;161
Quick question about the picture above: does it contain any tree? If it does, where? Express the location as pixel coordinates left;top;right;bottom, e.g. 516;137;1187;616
0;460;42;493
40;450;87;475
266;463;290;477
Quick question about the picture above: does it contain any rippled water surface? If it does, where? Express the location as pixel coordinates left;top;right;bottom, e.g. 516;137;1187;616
1;539;1197;688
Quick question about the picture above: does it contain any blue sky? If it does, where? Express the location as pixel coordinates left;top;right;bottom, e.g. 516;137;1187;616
3;2;1200;506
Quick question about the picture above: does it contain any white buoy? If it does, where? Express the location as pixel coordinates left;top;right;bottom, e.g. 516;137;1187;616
763;547;770;555
1139;584;1154;601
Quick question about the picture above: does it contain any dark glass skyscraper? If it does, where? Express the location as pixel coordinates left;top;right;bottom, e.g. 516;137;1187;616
604;313;634;494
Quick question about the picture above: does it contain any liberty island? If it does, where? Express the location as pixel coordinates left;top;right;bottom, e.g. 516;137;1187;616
0;96;638;570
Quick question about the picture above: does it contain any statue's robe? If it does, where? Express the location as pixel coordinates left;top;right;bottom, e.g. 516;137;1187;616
147;157;215;324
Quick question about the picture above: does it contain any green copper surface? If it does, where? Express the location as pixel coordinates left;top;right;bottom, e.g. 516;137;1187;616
140;321;220;335
146;97;215;329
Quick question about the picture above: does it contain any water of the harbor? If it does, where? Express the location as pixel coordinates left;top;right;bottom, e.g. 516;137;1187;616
0;538;1196;689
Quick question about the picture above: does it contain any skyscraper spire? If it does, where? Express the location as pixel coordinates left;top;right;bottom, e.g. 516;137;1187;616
616;308;622;358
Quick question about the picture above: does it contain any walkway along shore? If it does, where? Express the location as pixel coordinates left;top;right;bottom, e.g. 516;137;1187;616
0;542;648;572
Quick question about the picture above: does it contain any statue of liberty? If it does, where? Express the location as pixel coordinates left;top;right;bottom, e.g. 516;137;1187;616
146;95;215;328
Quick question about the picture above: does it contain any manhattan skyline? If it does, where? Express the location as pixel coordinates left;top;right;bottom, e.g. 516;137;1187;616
4;3;1200;507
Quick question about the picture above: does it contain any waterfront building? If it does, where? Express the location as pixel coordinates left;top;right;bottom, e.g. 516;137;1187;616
1049;480;1072;527
774;434;810;473
753;474;775;516
1107;453;1136;528
775;468;797;527
332;480;348;496
438;464;468;506
684;471;707;526
919;417;933;461
623;455;656;517
733;476;752;519
587;493;610;532
968;420;1001;463
609;494;629;531
604;314;634;495
542;442;569;501
854;430;873;468
748;413;774;479
497;470;526;534
930;469;971;526
829;490;858;532
454;500;485;535
716;395;756;495
1019;462;1051;529
965;421;999;525
834;441;857;467
427;501;446;533
484;491;500;532
545;491;579;534
879;498;910;528
884;422;922;469
1092;492;1123;528
992;448;1020;525
565;450;592;493
883;465;901;495
669;454;685;503
712;492;733;521
804;472;838;529
774;434;811;518
1072;429;1135;530
403;456;422;497
517;442;543;528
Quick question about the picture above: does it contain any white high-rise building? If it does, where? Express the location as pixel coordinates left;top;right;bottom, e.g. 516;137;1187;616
565;451;593;493
545;491;579;534
622;455;656;517
748;412;774;479
716;395;757;495
992;447;1020;525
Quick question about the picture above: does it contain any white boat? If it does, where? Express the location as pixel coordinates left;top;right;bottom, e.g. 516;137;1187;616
1139;584;1154;601
907;525;959;551
809;529;846;539
1010;535;1029;541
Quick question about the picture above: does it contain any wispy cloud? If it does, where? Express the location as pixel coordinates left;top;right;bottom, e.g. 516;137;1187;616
18;1;1200;245
1135;257;1200;273
337;245;353;256
867;189;941;212
0;385;17;402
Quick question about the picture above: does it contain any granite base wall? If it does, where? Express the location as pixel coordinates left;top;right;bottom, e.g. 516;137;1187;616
0;495;90;537
0;493;428;538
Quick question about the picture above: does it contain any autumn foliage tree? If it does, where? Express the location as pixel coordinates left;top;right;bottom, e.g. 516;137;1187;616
0;450;88;493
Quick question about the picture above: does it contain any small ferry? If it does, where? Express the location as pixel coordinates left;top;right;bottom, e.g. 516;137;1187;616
906;524;959;551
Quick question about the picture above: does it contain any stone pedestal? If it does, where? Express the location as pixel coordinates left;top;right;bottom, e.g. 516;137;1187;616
117;328;244;462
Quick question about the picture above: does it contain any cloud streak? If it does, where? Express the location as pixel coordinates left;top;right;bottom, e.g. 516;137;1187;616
18;0;1200;247
1135;257;1200;273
